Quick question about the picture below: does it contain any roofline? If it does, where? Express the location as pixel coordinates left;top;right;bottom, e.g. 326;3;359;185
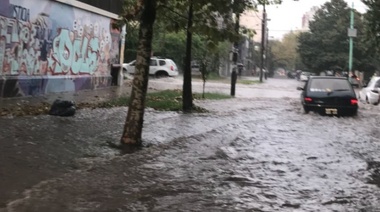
53;0;119;19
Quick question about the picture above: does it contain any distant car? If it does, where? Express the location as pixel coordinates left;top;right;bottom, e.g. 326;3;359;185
320;70;336;76
348;75;361;88
123;57;179;78
297;76;358;116
191;60;200;72
300;72;311;81
358;76;380;105
287;71;297;79
237;63;245;76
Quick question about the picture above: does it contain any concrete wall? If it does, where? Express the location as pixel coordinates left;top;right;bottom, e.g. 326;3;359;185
0;0;120;97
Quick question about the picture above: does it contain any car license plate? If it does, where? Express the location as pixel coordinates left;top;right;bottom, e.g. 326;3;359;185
325;108;338;115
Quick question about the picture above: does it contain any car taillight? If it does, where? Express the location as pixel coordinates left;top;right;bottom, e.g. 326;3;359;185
351;99;358;105
304;97;312;102
170;66;174;71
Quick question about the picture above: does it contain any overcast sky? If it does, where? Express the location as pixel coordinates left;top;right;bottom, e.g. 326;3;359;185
265;0;368;40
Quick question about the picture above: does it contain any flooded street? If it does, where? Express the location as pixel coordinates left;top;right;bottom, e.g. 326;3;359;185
1;78;380;211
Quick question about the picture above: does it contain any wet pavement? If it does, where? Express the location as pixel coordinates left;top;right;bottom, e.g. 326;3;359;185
1;77;380;211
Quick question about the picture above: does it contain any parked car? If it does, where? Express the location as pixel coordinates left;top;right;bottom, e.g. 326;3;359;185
300;72;311;81
297;76;358;116
191;61;201;75
358;76;380;105
123;57;179;77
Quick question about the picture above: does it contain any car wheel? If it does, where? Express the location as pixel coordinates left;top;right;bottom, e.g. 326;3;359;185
155;71;169;78
375;98;380;106
349;109;358;116
303;106;310;114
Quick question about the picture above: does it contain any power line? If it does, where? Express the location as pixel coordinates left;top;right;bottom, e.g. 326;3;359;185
253;12;263;21
242;13;263;21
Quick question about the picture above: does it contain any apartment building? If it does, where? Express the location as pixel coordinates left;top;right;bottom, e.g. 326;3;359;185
240;9;263;43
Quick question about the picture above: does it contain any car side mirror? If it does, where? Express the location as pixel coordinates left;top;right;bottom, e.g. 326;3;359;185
297;87;304;91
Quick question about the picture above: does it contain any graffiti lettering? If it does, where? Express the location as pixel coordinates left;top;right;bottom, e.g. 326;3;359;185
0;16;111;76
34;27;53;41
0;36;5;73
49;29;99;75
9;4;30;22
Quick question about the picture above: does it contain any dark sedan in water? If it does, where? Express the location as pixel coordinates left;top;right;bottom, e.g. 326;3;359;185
297;76;358;116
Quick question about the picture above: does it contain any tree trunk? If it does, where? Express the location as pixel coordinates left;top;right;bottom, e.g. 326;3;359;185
182;0;193;112
202;81;205;99
121;0;157;146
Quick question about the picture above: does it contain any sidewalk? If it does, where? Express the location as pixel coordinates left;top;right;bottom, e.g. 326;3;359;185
0;80;135;116
0;75;264;116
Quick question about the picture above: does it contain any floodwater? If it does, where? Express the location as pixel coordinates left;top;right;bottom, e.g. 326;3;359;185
1;77;380;211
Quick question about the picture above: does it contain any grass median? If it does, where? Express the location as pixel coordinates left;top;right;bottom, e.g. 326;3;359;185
192;74;261;85
99;89;231;112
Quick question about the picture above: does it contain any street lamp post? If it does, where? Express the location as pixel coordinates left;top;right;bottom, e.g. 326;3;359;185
260;2;266;82
258;0;300;81
265;27;269;79
348;2;356;75
231;8;240;96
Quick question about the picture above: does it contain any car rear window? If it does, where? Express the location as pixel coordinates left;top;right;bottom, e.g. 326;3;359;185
308;78;352;92
159;60;166;66
150;59;158;66
375;79;380;88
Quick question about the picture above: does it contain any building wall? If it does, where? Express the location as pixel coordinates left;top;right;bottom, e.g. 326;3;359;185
0;0;120;98
301;6;318;31
240;10;263;43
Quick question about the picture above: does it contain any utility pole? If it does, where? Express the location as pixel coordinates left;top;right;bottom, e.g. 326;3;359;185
260;2;266;82
265;27;269;79
348;2;356;75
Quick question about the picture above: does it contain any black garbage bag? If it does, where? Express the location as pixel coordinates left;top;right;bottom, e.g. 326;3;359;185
49;99;76;117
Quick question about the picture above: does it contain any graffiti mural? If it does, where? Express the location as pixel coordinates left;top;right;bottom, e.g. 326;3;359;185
0;0;120;97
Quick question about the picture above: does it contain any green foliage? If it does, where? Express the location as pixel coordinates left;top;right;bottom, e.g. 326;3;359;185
123;27;231;73
99;89;230;111
119;0;285;71
270;32;304;71
238;79;261;85
118;0;276;48
199;56;211;98
152;31;186;68
193;72;224;81
361;0;380;49
193;92;231;100
124;27;139;63
297;0;376;74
